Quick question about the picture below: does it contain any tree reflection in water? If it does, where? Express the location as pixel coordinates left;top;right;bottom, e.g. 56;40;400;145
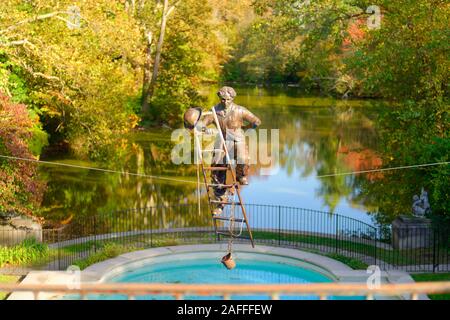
39;87;438;230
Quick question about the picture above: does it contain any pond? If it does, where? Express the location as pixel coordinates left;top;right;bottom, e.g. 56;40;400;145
38;86;390;227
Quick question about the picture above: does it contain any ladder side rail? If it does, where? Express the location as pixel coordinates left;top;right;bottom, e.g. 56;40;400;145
235;188;255;247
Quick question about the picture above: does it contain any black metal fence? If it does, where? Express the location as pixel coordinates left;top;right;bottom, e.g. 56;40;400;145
1;204;449;274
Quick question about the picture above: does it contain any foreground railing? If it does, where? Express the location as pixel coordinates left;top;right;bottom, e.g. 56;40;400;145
2;282;450;300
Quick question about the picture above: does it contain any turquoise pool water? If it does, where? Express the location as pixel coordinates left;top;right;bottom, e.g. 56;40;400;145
112;258;332;285
70;252;363;300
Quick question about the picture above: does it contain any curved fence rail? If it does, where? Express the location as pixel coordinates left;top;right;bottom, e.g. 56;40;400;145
1;204;449;274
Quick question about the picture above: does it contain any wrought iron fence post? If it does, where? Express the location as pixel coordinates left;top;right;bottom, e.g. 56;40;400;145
93;215;97;253
278;206;281;246
433;227;437;273
150;207;153;248
335;215;339;254
374;227;378;268
57;228;61;271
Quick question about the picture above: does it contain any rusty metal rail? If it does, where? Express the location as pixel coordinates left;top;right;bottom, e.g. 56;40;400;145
2;282;450;300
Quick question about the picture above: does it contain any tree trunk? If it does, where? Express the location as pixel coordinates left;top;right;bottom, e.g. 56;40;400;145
141;31;153;113
141;0;170;114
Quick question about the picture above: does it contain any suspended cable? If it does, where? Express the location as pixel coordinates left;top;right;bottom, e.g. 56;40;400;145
0;154;448;184
0;154;199;185
315;162;450;179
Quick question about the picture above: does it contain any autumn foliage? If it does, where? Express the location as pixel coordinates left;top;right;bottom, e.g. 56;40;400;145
0;93;45;217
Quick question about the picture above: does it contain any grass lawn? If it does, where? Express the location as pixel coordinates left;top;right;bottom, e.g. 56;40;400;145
0;275;20;300
251;231;449;266
411;273;450;300
66;234;199;269
326;253;369;270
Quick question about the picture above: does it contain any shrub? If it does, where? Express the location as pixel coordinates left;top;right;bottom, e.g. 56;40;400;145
0;238;49;268
73;243;141;270
0;93;47;217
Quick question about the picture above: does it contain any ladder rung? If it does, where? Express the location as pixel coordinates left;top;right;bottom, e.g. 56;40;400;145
203;167;229;171
202;149;225;153
210;200;242;205
213;216;246;223
216;232;251;240
196;131;214;136
207;183;235;189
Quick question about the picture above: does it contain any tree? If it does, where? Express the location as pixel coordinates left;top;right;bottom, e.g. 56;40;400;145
248;0;449;225
0;93;46;217
141;0;181;114
129;0;229;124
0;0;144;160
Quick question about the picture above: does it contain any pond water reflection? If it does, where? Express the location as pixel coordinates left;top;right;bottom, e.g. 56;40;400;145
39;87;388;227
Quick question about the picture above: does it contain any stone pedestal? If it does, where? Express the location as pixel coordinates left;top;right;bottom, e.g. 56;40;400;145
392;216;432;249
0;213;42;246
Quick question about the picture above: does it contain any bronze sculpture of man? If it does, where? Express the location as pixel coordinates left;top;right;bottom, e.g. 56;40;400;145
200;86;262;215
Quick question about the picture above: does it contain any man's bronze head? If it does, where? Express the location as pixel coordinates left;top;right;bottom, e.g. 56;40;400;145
217;86;236;108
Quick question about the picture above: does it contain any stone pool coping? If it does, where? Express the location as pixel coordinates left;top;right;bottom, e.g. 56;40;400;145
8;244;428;300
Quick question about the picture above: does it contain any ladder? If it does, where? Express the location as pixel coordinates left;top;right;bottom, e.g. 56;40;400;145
194;108;255;248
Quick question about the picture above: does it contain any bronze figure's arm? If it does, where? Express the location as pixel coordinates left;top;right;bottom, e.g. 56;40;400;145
197;110;219;134
201;113;215;127
241;107;261;130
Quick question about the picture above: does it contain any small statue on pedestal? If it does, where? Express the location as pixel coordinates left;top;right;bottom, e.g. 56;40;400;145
412;188;432;218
